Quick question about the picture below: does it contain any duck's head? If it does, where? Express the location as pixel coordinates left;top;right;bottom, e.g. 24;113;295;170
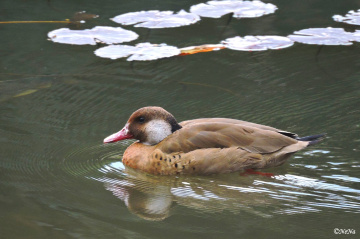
104;106;182;145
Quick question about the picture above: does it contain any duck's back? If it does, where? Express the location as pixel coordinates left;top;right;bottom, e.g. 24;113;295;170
180;118;298;138
157;119;304;155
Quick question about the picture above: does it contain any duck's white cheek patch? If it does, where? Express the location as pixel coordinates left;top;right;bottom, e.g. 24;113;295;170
144;120;172;145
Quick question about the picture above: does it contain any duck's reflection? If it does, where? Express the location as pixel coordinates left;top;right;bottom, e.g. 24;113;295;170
104;177;173;221
99;164;275;220
100;163;360;221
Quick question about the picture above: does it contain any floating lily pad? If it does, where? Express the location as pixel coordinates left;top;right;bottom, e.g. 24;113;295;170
111;10;200;28
47;26;139;45
351;30;360;42
221;36;293;51
190;0;277;19
288;27;355;45
94;43;181;61
333;10;360;26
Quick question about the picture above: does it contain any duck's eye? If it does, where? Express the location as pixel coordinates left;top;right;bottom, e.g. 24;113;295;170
138;117;145;123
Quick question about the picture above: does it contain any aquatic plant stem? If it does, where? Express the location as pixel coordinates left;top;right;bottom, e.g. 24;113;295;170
0;20;70;24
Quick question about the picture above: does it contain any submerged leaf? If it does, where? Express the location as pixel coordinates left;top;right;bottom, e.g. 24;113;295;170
288;27;355;45
112;10;200;28
190;0;277;19
38;83;52;89
333;10;360;26
180;44;225;55
47;26;139;45
221;36;293;51
13;89;38;98
70;11;99;22
94;43;181;61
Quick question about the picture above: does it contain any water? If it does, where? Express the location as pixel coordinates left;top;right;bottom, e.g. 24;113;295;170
1;0;360;238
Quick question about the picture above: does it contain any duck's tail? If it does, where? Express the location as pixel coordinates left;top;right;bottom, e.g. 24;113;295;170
297;134;326;146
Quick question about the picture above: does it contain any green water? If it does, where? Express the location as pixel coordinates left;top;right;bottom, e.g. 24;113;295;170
1;0;359;238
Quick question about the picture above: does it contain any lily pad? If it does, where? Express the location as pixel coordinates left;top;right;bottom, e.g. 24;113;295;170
94;43;181;61
47;26;139;45
351;30;360;42
190;0;277;19
333;10;360;26
288;27;355;45
111;10;200;28
221;36;293;51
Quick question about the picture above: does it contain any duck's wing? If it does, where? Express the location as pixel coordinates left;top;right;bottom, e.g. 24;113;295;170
180;118;298;139
157;122;306;154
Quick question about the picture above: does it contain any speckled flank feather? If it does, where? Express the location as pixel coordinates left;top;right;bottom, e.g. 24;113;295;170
123;140;307;175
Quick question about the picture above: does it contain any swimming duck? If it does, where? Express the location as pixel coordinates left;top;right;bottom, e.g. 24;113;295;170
104;106;324;175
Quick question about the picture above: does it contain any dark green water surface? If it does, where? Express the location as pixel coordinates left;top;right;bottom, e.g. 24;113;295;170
1;0;359;238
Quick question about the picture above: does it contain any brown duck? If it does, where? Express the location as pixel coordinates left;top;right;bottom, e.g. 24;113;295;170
104;106;325;175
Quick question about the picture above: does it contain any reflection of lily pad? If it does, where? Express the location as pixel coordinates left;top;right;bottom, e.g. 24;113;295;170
94;43;181;61
288;27;355;45
221;36;293;51
111;10;200;28
47;26;139;45
190;0;277;19
333;10;360;26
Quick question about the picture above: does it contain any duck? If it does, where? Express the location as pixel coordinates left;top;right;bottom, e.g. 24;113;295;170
103;106;325;175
